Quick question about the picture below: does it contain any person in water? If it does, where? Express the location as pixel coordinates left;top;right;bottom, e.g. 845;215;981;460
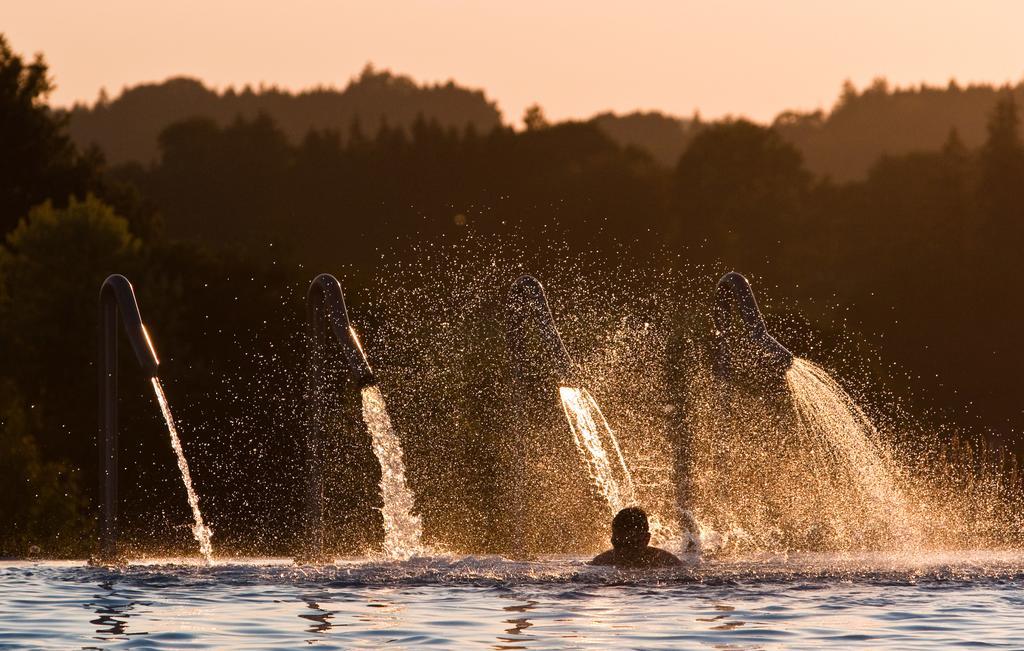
590;507;683;568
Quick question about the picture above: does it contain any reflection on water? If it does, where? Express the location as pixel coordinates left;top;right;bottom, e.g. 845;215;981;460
87;580;148;642
3;555;1024;649
300;594;335;637
697;603;736;626
504;616;532;636
698;601;748;633
497;597;537;649
358;589;406;631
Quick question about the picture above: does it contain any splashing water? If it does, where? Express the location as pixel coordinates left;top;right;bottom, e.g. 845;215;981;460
360;384;423;559
785;358;922;548
559;386;637;515
685;350;1024;554
150;378;214;562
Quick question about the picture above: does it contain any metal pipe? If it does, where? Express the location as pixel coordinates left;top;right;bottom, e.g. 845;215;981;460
97;274;160;561
506;275;581;386
307;274;375;388
712;271;793;382
304;273;375;560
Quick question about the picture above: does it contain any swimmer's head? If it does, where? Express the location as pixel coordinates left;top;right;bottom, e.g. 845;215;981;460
611;507;650;551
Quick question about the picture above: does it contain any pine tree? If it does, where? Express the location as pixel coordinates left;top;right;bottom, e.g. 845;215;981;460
978;93;1024;230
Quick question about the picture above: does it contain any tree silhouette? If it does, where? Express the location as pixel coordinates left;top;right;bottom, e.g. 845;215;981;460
978;92;1024;232
671;120;811;269
0;35;98;234
68;68;503;164
523;104;549;131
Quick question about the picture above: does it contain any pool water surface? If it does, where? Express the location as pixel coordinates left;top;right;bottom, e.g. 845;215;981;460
2;552;1023;649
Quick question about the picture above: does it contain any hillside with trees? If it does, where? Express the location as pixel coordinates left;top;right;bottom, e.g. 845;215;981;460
590;110;697;167
67;65;1024;183
65;65;503;164
775;78;1024;180
595;79;1024;180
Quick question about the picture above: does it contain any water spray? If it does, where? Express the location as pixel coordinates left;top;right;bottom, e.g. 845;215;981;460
305;274;421;560
507;275;636;519
98;274;212;563
693;272;922;550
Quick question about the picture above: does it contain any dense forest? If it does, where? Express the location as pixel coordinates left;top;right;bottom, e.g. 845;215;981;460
65;67;502;164
67;71;1024;181
3;33;1024;556
775;79;1024;180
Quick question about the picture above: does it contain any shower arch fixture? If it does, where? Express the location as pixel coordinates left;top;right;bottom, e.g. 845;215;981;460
712;271;793;384
97;274;161;561
303;273;376;560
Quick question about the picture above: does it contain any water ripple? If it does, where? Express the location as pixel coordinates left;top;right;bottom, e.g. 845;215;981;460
3;552;1024;648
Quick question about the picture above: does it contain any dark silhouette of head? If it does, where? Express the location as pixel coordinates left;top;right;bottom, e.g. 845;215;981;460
611;507;651;552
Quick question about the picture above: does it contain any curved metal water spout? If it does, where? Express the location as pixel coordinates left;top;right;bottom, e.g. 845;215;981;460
307;274;375;388
712;271;793;382
507;275;581;387
98;274;160;561
304;273;375;560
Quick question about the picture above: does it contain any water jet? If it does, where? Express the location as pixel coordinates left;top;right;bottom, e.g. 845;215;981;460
305;274;421;560
688;271;922;551
98;274;212;563
506;275;636;525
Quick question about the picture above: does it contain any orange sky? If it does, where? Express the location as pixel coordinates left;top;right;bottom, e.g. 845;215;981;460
8;1;1024;124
